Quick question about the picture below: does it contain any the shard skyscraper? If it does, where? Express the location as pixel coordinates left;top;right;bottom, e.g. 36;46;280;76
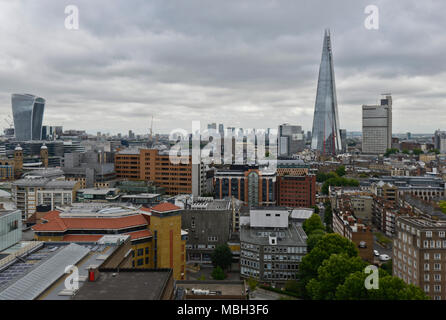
311;29;342;155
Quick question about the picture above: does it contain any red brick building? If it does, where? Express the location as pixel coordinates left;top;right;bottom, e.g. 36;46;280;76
275;175;316;208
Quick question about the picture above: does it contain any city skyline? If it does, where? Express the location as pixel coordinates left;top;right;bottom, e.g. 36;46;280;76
0;1;445;135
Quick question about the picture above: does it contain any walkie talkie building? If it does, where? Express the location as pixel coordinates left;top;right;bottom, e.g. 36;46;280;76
311;29;342;155
11;94;46;141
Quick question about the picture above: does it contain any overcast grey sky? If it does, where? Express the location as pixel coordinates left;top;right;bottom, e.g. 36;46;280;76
0;0;445;135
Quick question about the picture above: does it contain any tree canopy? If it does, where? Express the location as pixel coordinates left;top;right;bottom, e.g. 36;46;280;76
321;177;359;195
306;253;367;300
335;165;346;177
211;244;233;270
303;214;325;235
211;266;225;280
297;233;358;298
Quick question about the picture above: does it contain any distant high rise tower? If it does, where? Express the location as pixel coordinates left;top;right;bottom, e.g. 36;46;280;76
311;29;342;155
278;124;305;158
362;95;392;154
11;94;45;141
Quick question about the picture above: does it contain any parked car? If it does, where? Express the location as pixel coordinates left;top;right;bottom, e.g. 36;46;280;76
374;250;380;256
379;254;390;261
359;241;367;248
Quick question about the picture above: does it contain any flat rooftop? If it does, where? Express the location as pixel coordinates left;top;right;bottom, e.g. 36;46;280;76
73;269;172;300
0;237;128;300
240;222;307;247
175;280;246;298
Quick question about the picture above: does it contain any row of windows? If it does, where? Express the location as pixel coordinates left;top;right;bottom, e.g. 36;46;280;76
424;273;442;282
424;284;442;293
241;259;260;269
132;257;150;267
263;254;302;262
136;247;150;256
185;244;216;250
241;267;259;278
262;271;297;280
263;263;299;270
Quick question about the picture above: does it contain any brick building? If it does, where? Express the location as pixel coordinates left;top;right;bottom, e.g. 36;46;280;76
394;216;446;300
275;175;316;208
115;148;204;195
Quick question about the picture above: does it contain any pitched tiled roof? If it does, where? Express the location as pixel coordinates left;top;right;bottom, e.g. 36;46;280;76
125;229;152;240
150;202;181;213
32;210;149;232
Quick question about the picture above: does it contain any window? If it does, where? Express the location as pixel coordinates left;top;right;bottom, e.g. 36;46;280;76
208;236;218;242
434;263;441;271
137;248;144;256
434;253;441;260
137;258;144;266
434;274;441;281
145;247;149;254
145;257;149;264
424;263;430;271
440;231;445;238
424;253;430;260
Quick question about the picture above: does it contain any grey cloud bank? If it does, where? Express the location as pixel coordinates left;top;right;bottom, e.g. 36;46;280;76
0;0;445;134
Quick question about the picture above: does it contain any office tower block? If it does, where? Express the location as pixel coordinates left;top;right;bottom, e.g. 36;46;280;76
278;124;305;157
362;95;393;154
340;129;347;153
311;29;342;155
434;130;446;153
11;94;45;141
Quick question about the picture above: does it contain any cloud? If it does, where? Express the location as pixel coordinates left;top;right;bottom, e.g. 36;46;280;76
0;0;445;135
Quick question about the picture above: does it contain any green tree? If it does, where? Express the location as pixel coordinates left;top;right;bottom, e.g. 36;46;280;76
380;260;393;276
335;270;429;300
402;149;410;154
323;201;333;231
247;277;258;291
369;275;429;300
307;229;326;252
297;234;359;299
321;177;359;195
311;205;320;214
306;253;367;300
316;171;338;183
211;244;233;270
384;148;399;157
413;149;423;155
303;214;324;235
335;165;346;177
439;200;446;214
211;266;226;280
335;269;387;300
284;280;300;294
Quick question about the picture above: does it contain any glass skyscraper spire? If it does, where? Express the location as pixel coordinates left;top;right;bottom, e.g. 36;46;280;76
311;29;342;155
